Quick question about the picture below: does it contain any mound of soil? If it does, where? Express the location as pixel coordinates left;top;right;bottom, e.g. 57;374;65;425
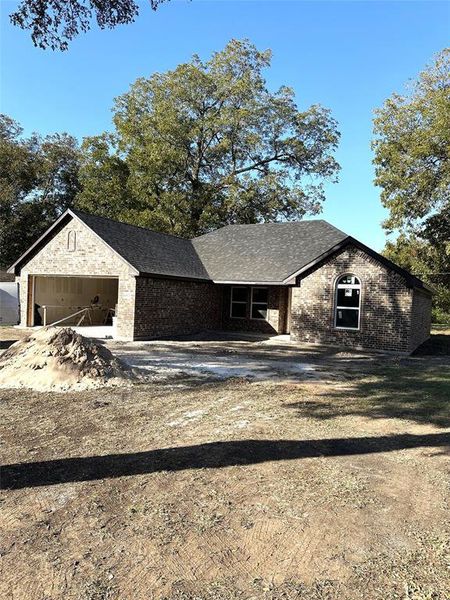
0;327;138;391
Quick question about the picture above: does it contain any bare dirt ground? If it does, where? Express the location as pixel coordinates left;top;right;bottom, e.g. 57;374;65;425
0;328;137;391
0;327;449;599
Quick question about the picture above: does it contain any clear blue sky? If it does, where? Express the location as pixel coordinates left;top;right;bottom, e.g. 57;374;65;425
1;0;448;250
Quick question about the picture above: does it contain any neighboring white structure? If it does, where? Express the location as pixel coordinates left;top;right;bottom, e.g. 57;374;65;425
0;282;19;325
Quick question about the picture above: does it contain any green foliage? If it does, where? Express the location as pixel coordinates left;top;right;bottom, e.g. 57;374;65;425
9;0;167;51
432;307;450;325
384;233;450;323
77;133;136;219
0;114;81;268
373;48;450;232
374;48;450;322
76;40;340;237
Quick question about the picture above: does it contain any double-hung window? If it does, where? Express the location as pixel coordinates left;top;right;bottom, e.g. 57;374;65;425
334;274;361;330
251;287;268;320
230;287;248;318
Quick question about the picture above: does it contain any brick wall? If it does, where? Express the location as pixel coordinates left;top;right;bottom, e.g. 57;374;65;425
14;218;431;350
134;277;222;339
409;288;432;352
16;217;137;340
290;245;417;352
221;285;289;334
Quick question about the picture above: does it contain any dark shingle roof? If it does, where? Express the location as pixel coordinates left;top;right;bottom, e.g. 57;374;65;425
72;210;210;280
9;209;430;291
192;221;348;282
75;212;347;283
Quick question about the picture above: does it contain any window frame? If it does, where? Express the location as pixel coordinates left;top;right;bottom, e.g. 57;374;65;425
334;274;361;331
230;286;248;319
250;286;269;321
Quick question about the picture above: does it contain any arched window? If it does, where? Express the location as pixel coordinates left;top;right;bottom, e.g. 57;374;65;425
334;274;361;330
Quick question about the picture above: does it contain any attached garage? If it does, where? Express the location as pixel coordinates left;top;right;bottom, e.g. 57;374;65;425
8;208;432;353
29;276;119;328
9;211;138;340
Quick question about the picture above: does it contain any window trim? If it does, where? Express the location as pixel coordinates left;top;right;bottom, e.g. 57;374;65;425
250;286;269;321
334;274;361;331
230;286;248;319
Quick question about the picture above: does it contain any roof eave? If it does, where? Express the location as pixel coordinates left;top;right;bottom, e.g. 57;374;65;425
8;208;140;277
139;271;211;283
69;209;139;276
212;279;288;285
281;237;351;284
345;236;432;292
7;209;73;274
282;236;431;293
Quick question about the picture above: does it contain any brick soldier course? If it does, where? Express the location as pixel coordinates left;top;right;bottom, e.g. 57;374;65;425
8;209;432;353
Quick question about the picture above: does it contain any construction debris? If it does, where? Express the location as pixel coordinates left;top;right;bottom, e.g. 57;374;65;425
0;327;139;391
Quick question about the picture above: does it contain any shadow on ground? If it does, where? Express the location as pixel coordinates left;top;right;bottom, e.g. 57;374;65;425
414;330;450;356
285;363;450;428
2;432;449;490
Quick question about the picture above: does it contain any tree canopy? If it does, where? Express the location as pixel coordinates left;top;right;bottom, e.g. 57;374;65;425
10;0;167;51
0;115;81;268
76;39;340;237
373;48;450;322
373;48;449;233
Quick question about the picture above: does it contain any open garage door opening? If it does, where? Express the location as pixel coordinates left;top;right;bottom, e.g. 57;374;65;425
30;276;119;336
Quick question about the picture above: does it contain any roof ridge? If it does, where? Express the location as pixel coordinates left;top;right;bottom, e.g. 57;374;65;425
71;208;192;244
226;219;327;226
192;219;342;242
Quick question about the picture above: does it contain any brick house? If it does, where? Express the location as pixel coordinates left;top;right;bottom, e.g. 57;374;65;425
8;209;432;353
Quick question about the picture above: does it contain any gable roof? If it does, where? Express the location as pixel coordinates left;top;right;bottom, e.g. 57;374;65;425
8;209;430;291
192;221;348;283
7;209;209;281
71;210;210;280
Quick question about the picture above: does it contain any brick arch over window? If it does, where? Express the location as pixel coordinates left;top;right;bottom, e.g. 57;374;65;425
334;273;361;330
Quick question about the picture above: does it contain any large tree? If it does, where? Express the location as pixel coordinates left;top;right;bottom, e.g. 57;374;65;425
373;48;449;233
373;48;450;321
10;0;167;51
76;39;340;237
0;115;81;268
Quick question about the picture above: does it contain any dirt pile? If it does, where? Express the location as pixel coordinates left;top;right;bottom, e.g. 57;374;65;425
0;327;139;391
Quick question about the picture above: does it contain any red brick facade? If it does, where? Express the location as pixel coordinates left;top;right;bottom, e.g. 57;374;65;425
133;277;222;340
15;219;431;353
221;286;289;334
290;244;431;353
133;281;290;338
409;288;432;353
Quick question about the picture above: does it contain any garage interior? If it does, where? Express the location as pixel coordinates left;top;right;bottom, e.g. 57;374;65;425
31;276;119;328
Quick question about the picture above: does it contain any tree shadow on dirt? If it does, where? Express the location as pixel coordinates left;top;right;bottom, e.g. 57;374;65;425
285;364;450;428
2;432;449;490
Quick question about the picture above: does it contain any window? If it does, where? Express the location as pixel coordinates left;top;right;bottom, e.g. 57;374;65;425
67;230;76;252
230;287;248;318
251;287;268;320
334;274;361;330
